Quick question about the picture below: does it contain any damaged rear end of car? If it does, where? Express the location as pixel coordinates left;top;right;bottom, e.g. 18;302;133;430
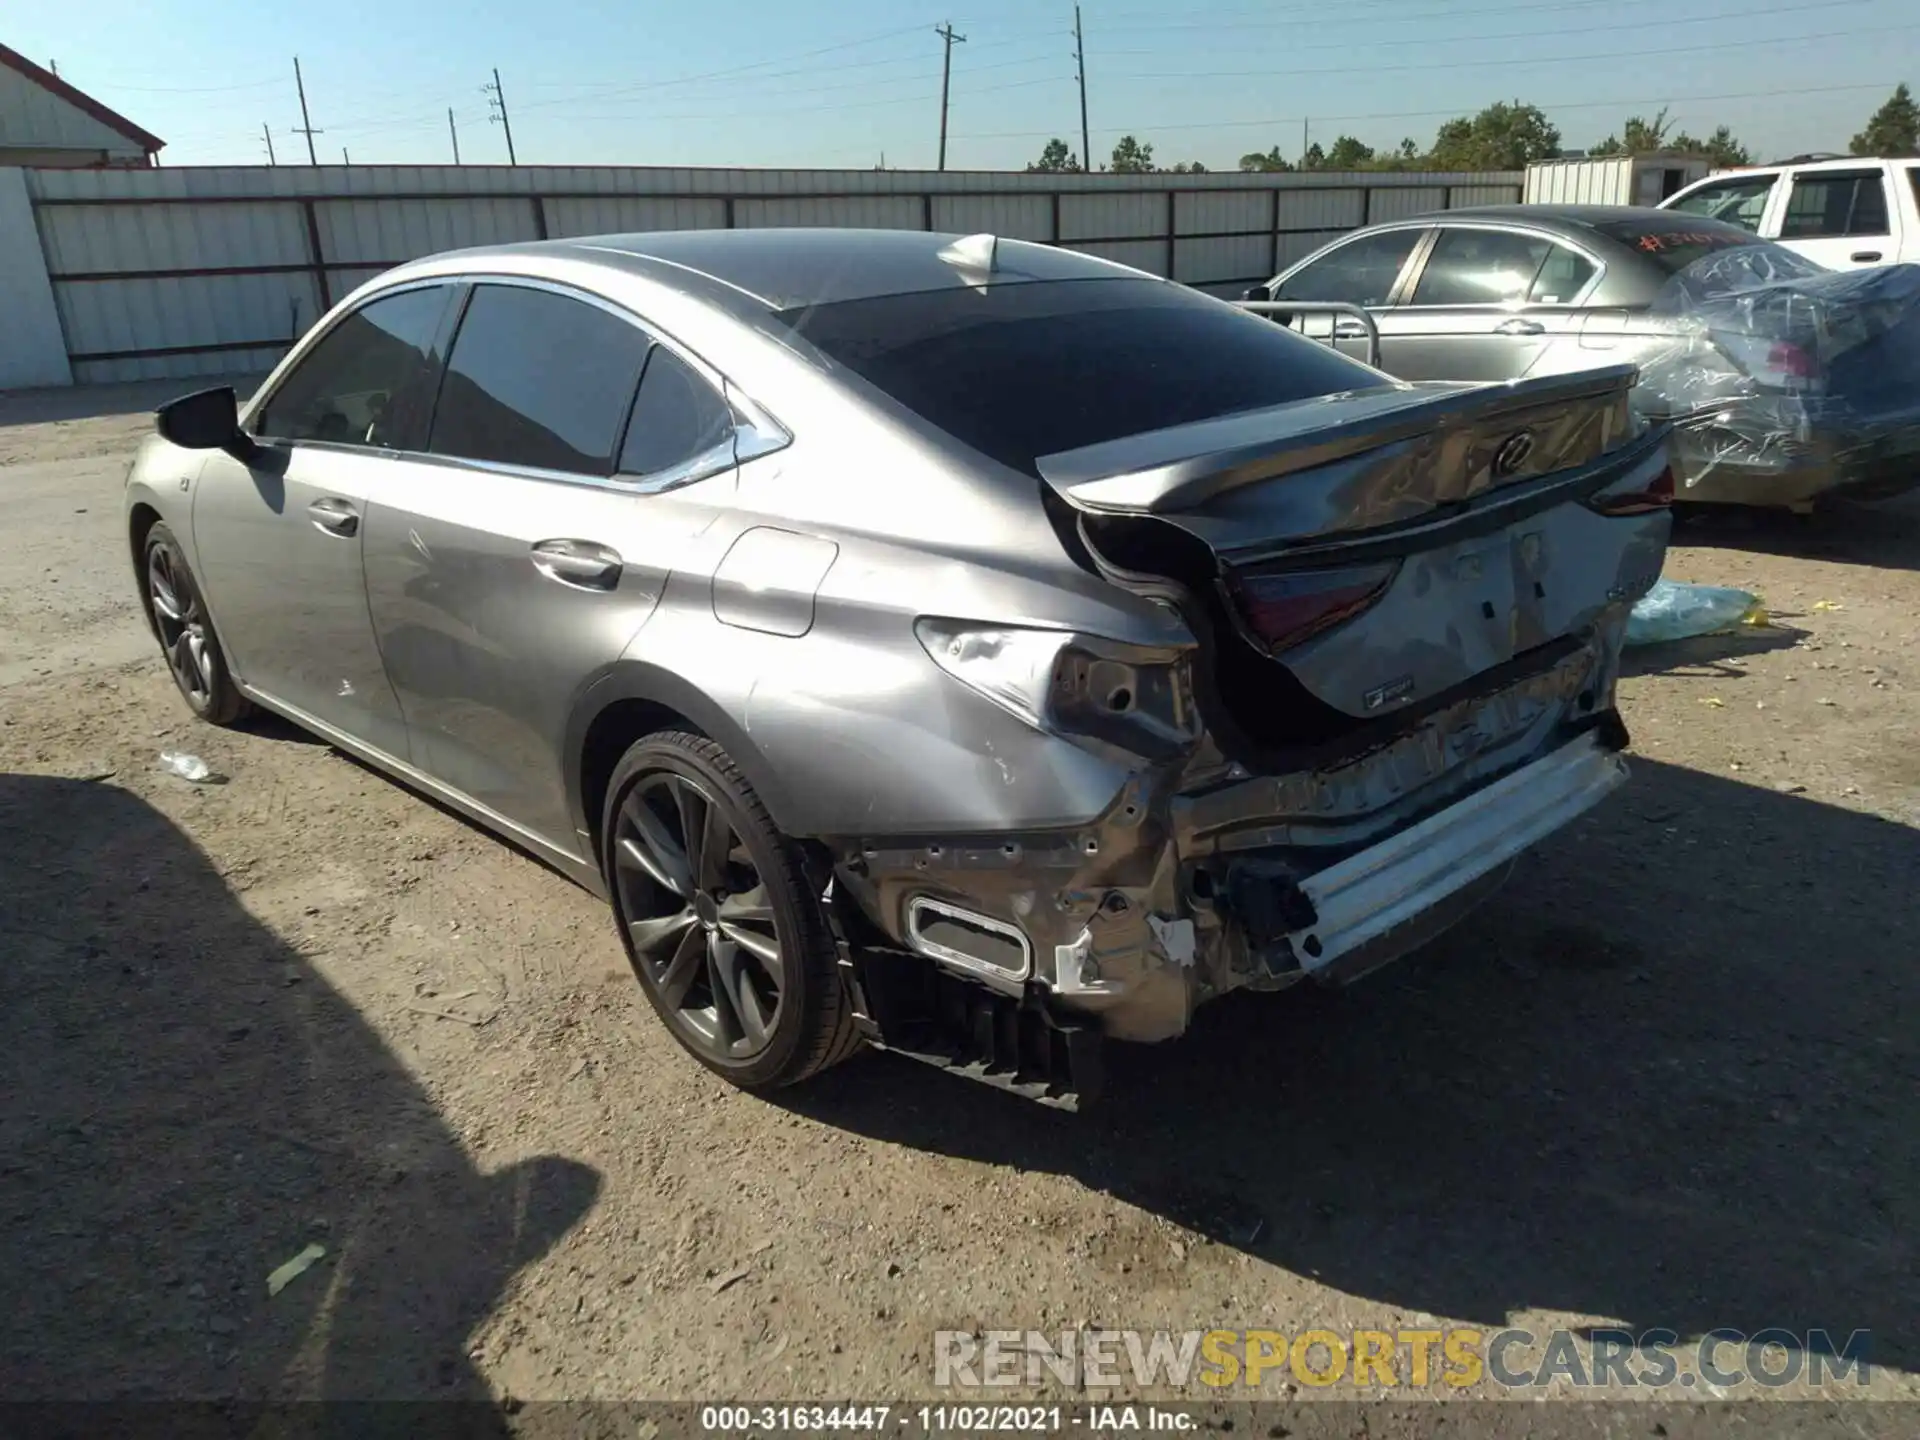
831;372;1671;1108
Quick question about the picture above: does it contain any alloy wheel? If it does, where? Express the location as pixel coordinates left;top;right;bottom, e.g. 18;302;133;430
147;545;214;709
612;771;786;1060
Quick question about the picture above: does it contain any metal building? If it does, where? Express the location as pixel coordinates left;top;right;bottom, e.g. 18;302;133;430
1523;153;1713;208
0;43;163;169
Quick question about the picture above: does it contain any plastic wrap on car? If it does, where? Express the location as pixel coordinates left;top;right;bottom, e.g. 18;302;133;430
1628;255;1920;500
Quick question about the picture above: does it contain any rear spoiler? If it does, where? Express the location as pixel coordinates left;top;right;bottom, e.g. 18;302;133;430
1035;365;1643;518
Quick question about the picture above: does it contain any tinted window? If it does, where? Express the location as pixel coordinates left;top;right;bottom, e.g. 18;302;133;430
1587;216;1781;276
429;286;649;475
1666;174;1776;231
1529;244;1599;304
1275;229;1423;306
1410;228;1553;306
255;286;449;449
1780;171;1891;238
778;278;1387;476
618;345;737;477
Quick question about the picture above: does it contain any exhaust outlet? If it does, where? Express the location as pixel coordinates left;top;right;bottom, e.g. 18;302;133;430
905;896;1033;993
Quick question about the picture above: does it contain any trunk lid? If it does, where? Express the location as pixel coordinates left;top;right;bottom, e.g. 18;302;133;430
1035;366;1670;760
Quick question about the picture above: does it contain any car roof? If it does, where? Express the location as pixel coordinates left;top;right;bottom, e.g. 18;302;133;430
404;227;1150;312
1402;203;1740;235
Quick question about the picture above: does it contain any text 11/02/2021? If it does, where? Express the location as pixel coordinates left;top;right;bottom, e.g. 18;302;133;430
700;1405;1196;1433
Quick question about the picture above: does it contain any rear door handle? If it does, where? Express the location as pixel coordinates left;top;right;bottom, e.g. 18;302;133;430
531;539;622;591
1332;320;1369;338
1850;250;1883;263
1494;318;1546;336
307;497;359;537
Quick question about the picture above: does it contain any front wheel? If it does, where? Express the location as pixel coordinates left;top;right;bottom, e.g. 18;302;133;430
601;730;861;1089
142;522;250;725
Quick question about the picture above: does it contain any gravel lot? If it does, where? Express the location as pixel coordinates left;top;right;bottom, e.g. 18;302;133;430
2;380;1916;1426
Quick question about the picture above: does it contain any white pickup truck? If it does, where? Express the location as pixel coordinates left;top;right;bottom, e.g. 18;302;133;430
1658;156;1920;270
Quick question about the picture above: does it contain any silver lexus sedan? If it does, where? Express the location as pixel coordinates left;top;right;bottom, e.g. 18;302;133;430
126;228;1673;1108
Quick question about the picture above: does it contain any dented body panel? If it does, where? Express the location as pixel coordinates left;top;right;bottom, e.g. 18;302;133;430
126;227;1670;1067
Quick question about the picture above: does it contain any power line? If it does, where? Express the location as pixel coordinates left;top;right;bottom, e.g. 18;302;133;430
484;67;517;165
1102;0;1872;71
1096;21;1879;85
949;77;1905;141
291;57;322;166
935;23;968;170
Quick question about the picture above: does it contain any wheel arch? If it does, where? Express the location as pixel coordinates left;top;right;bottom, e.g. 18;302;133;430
565;662;806;880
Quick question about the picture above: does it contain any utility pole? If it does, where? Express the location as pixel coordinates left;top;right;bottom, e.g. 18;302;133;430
1301;117;1310;167
292;57;322;165
485;68;517;165
260;123;277;165
448;108;461;164
341;147;350;165
1073;4;1091;174
935;23;967;172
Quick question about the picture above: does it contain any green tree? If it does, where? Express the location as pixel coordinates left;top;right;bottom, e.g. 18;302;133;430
1110;134;1156;173
1300;141;1327;171
1590;108;1751;167
1427;101;1561;170
1322;135;1376;169
1851;82;1920;157
1025;138;1083;173
1170;159;1209;173
1238;145;1294;172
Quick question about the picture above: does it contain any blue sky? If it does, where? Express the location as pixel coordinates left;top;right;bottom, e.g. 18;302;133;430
11;0;1911;171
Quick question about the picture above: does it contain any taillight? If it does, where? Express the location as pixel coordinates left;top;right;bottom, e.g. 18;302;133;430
1589;463;1675;516
1765;341;1816;379
1230;562;1397;654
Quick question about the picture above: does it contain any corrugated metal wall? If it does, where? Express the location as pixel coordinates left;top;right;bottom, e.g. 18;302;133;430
22;163;1522;383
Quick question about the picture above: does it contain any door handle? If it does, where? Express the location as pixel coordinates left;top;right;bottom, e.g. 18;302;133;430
531;539;623;591
307;497;359;537
1332;320;1369;339
1850;250;1882;263
1494;318;1546;336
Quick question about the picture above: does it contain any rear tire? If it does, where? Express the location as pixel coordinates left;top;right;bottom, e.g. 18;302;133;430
142;522;250;726
601;730;861;1089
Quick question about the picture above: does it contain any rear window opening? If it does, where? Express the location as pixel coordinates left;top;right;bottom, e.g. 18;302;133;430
773;278;1389;477
1586;217;1818;280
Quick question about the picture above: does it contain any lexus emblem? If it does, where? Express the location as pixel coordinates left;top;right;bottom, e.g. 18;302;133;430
1492;429;1536;478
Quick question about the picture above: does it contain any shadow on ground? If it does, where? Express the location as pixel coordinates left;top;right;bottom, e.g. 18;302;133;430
0;774;600;1411
789;757;1920;1372
1675;490;1920;574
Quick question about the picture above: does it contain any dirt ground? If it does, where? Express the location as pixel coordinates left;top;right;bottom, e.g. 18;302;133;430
2;380;1916;1426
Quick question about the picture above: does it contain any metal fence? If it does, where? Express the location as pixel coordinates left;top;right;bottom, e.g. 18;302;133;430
12;164;1522;385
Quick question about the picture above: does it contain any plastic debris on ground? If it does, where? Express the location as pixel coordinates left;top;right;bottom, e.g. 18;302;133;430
1626;578;1769;647
158;750;224;784
266;1242;327;1297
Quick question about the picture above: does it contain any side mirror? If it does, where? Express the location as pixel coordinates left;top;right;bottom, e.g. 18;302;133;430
155;386;253;458
1241;284;1272;302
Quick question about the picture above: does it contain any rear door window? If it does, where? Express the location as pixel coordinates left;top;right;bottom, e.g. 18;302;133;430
1409;228;1555;306
617;345;738;479
1666;173;1777;231
428;285;650;476
1780;170;1892;238
1275;229;1424;307
1528;244;1599;303
778;277;1388;476
254;285;452;450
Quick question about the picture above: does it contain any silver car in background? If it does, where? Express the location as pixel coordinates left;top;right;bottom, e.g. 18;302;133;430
1247;204;1920;511
126;229;1673;1108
